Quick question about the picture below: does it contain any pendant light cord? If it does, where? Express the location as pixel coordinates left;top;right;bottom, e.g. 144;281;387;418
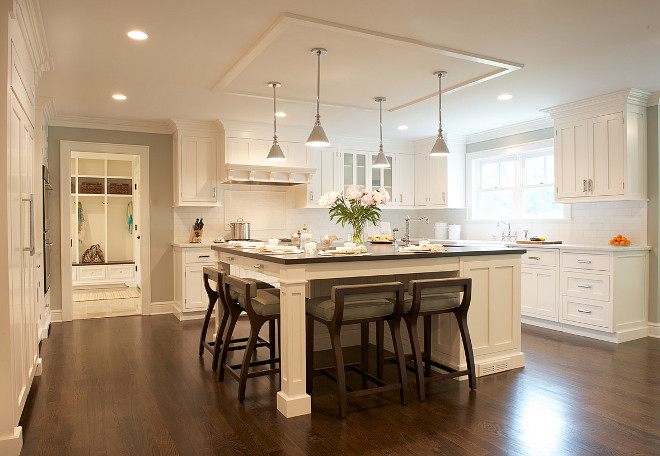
273;84;277;141
315;50;321;124
379;98;383;150
438;73;443;136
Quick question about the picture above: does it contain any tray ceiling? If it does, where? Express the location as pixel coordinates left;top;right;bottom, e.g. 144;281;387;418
213;13;523;112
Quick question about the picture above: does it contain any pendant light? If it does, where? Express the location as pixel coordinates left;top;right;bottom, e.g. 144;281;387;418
266;82;286;161
430;71;450;156
373;97;391;168
306;48;330;147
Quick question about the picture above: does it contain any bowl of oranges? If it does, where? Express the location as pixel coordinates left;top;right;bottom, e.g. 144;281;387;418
609;235;630;246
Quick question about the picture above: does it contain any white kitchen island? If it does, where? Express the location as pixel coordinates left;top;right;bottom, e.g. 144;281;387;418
212;243;527;418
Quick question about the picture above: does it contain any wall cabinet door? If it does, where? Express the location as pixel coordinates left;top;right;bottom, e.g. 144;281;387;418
342;151;368;193
180;135;217;204
184;266;206;311
521;267;558;321
414;154;428;206
428;155;448;207
398;153;415;206
589;112;624;197
555;120;589;199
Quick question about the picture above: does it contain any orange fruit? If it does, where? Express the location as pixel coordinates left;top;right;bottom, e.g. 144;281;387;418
625;240;631;245
609;240;615;244
617;235;623;239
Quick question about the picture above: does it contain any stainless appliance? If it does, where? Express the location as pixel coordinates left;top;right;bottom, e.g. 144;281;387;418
229;218;250;240
43;165;52;293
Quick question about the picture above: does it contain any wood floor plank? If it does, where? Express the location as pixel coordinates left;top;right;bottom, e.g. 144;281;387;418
18;316;660;455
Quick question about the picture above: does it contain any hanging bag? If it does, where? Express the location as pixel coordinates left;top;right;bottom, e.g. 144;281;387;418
81;244;105;263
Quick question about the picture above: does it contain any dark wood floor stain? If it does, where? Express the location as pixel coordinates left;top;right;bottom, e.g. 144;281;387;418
19;316;660;455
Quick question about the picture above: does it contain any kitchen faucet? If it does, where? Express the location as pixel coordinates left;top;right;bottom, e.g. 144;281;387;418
497;221;517;242
402;215;429;245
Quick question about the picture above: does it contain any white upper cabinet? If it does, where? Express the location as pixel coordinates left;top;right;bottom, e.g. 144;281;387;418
171;120;222;207
413;137;466;208
544;89;649;203
397;153;415;207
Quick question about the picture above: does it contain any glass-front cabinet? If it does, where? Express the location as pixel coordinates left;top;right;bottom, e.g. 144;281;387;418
343;151;368;193
341;150;397;206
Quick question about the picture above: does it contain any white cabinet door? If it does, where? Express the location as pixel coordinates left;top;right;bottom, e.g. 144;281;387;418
184;266;206;311
342;151;368;193
589;112;624;197
555;120;589;199
414;154;428;206
428;155;448;207
398;153;415;206
521;269;537;316
521;267;558;321
180;136;217;204
320;148;339;195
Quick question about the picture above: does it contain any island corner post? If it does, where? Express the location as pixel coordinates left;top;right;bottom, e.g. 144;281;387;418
213;244;525;418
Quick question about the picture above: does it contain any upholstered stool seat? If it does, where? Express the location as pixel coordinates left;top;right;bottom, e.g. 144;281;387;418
306;294;394;322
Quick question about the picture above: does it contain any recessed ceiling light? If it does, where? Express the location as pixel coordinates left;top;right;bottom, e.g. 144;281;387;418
493;122;504;127
497;93;513;101
112;94;127;101
127;30;148;40
397;125;408;130
275;111;287;117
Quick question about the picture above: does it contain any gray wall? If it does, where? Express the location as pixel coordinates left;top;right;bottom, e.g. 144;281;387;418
647;105;660;323
467;127;554;154
47;127;174;311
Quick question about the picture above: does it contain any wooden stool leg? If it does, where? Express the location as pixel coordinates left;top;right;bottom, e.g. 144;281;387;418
218;307;240;382
329;324;348;419
405;315;425;401
387;318;408;406
360;322;369;389
306;315;314;395
376;320;384;379
269;319;276;369
455;311;477;390
238;320;264;403
423;315;432;375
200;277;218;357
211;307;229;372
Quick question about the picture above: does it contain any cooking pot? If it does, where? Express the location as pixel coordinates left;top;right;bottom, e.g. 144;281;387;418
229;218;250;240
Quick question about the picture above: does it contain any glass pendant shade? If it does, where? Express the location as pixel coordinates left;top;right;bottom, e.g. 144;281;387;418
306;48;330;147
373;97;391;168
267;81;286;161
430;70;450;156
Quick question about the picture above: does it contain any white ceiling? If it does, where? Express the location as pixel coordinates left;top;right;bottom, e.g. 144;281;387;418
38;0;660;141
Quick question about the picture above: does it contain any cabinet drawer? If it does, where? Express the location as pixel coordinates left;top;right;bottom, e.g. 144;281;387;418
521;249;558;267
222;253;280;279
78;266;106;280
108;265;133;280
184;249;216;264
561;296;611;330
562;272;610;301
561;251;610;272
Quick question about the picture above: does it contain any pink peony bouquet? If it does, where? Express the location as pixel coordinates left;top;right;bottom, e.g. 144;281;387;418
319;186;389;244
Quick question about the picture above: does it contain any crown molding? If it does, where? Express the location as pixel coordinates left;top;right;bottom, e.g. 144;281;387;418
50;115;174;135
168;119;223;136
12;0;53;81
465;117;553;145
541;88;651;117
648;92;660;107
35;96;55;124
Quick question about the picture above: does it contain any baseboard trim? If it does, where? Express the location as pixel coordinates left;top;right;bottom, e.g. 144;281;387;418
50;309;62;323
0;427;22;456
648;323;660;338
149;301;174;315
522;316;650;343
39;312;51;341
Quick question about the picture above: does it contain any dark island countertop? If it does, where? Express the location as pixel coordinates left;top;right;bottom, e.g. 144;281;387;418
211;243;527;265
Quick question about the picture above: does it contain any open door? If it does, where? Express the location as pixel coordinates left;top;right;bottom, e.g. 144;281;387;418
132;156;141;290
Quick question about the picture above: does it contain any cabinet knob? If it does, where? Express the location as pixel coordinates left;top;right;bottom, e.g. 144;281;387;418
577;309;592;314
253;264;264;269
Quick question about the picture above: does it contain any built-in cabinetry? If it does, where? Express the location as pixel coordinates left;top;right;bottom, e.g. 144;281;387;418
173;244;218;320
520;246;649;343
543;89;649;202
171;120;222;206
413;136;466;208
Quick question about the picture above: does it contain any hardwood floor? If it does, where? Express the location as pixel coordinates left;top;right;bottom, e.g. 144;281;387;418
20;316;660;455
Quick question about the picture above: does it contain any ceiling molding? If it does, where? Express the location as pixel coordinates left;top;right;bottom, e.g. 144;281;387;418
12;0;53;81
648;92;660;107
465;117;553;144
36;96;56;124
50;115;174;135
541;88;651;116
225;91;378;112
212;12;523;111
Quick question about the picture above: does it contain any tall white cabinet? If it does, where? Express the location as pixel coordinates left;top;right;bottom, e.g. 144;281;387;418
1;4;52;454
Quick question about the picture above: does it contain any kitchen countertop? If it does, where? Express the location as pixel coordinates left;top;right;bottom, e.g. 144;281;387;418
211;243;527;265
503;242;651;252
172;242;220;248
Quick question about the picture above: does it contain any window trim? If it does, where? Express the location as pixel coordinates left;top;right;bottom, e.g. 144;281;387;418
466;138;571;221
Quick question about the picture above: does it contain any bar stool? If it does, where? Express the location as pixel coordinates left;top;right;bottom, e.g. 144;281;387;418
306;282;408;419
199;267;275;375
219;275;281;403
379;278;476;401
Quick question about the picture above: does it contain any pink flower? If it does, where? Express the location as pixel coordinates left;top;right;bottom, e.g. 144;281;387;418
346;185;363;201
378;188;390;204
361;192;375;206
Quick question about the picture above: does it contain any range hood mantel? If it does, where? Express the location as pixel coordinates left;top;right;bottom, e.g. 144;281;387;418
224;163;316;185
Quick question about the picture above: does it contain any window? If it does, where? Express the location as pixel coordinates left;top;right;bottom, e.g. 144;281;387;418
471;147;565;220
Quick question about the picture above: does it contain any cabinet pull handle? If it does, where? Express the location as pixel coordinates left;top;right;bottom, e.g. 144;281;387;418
213;187;217;198
400;193;403;203
528;256;540;260
198;255;210;258
588;179;593;193
253;264;264;269
577;284;592;289
577;309;592;314
225;256;234;261
583;179;587;193
310;191;314;201
577;260;591;264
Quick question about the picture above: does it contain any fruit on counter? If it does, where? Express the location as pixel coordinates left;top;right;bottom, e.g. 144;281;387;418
529;237;545;241
371;235;394;242
609;234;631;245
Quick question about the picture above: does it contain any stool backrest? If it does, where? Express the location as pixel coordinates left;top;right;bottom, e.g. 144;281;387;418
410;278;472;314
330;282;405;322
224;275;258;302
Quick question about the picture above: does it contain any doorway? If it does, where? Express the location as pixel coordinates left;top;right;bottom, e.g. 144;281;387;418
60;142;151;321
